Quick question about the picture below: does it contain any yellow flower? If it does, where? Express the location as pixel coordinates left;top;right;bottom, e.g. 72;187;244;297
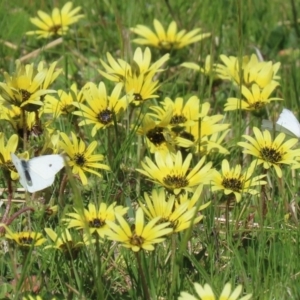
125;72;161;105
63;202;128;238
136;111;174;154
0;133;19;180
106;207;173;252
4;226;46;248
72;82;132;135
238;127;300;178
44;227;84;259
141;188;208;232
0;60;56;111
216;53;280;88
175;103;230;152
44;83;85;118
26;2;84;38
59;132;110;185
224;83;281;111
99;47;169;82
149;96;200;129
1;105;45;138
130;19;211;50
178;282;252;300
211;160;267;202
137;151;213;195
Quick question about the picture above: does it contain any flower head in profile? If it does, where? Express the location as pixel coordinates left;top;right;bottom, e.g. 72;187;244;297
130;19;211;50
175;102;230;153
72;82;132;135
0;60;56;111
44;83;85;118
149;96;200;129
63;202;128;238
178;282;252;300
137;151;213;195
238;127;300;178
44;227;84;259
0;133;19;180
141;188;208;232
211;160;267;202
106;207;172;252
224;83;281;111
99;47;169;82
26;2;84;38
136;110;174;154
4;226;46;248
59;131;110;185
216;53;280;88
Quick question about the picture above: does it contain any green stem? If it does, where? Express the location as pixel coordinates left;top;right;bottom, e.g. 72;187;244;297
135;251;150;300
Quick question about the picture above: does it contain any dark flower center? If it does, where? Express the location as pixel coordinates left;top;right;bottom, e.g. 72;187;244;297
147;127;166;145
170;114;187;125
19;237;34;245
130;233;144;246
98;109;113;125
50;24;62;34
133;93;143;101
222;177;243;192
20;89;32;101
260;147;282;163
89;218;105;228
249;101;264;110
74;153;86;166
163;175;189;189
179;131;195;142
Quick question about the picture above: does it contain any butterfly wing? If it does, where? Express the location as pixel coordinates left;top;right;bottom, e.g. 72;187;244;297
11;153;28;190
11;154;65;193
28;155;65;179
276;108;300;138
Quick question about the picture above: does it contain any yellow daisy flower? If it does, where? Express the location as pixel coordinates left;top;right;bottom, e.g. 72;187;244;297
224;83;281;111
125;72;160;105
136;110;174;154
211;160;267;203
175;103;230;152
216;53;280;88
196;129;230;156
178;282;252;300
5;227;46;248
137;151;213;195
0;60;56;111
238;127;300;178
63;202;128;238
44;83;85;118
72;82;132;136
149;96;200;129
98;47;169;82
106;207;173;252
1;105;45;138
44;227;84;258
59;131;110;185
140;189;207;232
26;2;84;39
130;19;211;50
0;133;19;180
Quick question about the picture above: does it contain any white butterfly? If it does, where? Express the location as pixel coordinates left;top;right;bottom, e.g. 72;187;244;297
262;108;300;138
11;153;65;193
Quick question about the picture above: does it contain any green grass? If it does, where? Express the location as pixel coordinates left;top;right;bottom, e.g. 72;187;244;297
1;0;300;299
